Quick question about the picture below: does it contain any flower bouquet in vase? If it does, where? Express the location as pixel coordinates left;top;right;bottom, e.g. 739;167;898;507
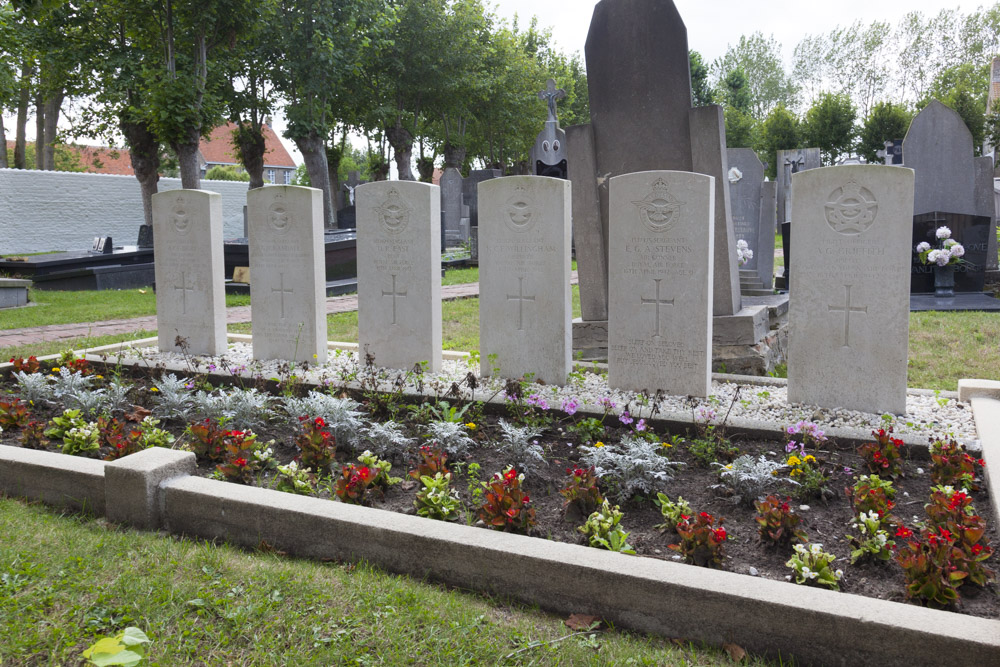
915;226;967;298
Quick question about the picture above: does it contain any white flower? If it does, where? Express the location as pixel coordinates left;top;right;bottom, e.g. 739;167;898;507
835;569;844;578
935;249;952;266
936;226;952;239
802;567;818;580
927;249;940;263
728;166;743;183
951;243;965;258
916;241;930;253
943;238;957;248
737;239;749;250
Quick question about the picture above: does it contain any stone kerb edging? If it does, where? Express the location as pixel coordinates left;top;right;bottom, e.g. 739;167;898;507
0;441;998;666
969;395;1000;539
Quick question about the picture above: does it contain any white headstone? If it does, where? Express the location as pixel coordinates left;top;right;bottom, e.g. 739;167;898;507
248;185;327;364
478;176;572;385
787;166;914;414
152;190;227;355
607;171;715;397
357;181;442;372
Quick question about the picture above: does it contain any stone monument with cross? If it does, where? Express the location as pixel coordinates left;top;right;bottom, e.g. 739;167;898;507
607;170;714;396
787;165;914;414
152;189;227;355
567;0;780;374
357;181;442;372
478;176;572;385
248;185;328;363
530;79;568;180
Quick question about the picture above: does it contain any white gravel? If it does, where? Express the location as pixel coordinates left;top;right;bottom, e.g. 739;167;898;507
113;341;978;441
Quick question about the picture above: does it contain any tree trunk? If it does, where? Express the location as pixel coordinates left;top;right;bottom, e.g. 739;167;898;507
42;91;64;171
14;60;30;169
121;118;162;227
34;94;44;169
0;115;7;168
295;132;335;228
385;123;414;180
172;127;202;189
442;143;466;170
233;122;266;190
325;141;343;211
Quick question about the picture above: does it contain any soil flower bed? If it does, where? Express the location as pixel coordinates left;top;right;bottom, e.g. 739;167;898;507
1;348;996;620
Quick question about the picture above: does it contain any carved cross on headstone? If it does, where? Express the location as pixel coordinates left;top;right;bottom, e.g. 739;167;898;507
828;284;867;348
173;271;195;315
538;78;566;123
640;278;674;339
272;272;294;320
506;276;537;331
382;273;407;325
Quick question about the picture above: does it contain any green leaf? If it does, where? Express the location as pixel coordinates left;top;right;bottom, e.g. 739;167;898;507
88;648;144;667
82;637;122;659
120;627;151;648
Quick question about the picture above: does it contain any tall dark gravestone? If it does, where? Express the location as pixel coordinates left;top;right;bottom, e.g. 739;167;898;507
727;148;775;291
568;0;741;322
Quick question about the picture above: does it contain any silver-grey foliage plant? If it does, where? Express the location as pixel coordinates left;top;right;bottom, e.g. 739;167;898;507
425;420;476;457
282;391;364;450
13;372;53;405
152;374;194;420
496;419;545;473
51;367;95;399
581;434;683;502
712;455;794;507
191;387;273;430
361;420;414;460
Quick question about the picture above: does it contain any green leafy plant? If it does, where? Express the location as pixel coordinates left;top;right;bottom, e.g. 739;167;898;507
19;421;49;449
893;524;968;607
0;398;30;429
478;466;536;534
43;409;87;440
294;416;337;474
415;472;461;521
857;427;904;478
464;461;484;507
669;511;727;568
333;464;376;505
784;451;828;500
786;543;843;590
82;626;151;666
568;417;605;445
185;418;229;462
62;423;100;457
847;511;894;564
846;475;897;526
559;466;603;516
754;495;807;545
409;444;449;480
930;439;984;491
272;461;317;495
654;492;693;533
578;500;635;554
214;430;271;484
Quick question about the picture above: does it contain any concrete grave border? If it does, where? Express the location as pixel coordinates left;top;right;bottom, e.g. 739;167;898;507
1;337;998;665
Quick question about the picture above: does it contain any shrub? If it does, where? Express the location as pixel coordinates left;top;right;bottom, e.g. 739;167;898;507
496;419;545;473
654;492;693;533
579;500;635;554
282;392;364;450
581;435;683;502
478;466;536;534
857;427;903;478
713;455;791;507
294;416;337;474
333;464;377;505
559;467;603;516
755;495;807;545
151;374;194;420
929;439;984;491
669;511;727;568
425;420;477;457
360;420;413;460
13;371;53;405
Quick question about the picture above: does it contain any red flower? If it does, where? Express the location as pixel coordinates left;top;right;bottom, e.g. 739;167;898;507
712;527;727;542
234;457;248;467
314;417;326;428
895;526;913;539
972;544;984;555
699;512;711;520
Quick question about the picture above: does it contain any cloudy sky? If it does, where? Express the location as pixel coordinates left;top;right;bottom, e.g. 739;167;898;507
491;0;985;64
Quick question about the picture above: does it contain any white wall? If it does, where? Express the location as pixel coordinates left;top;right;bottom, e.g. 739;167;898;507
0;169;253;254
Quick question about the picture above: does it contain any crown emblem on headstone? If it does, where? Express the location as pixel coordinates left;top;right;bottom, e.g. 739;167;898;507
633;177;683;233
825;181;878;236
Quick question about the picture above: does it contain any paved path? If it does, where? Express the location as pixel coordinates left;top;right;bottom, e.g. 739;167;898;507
0;273;578;349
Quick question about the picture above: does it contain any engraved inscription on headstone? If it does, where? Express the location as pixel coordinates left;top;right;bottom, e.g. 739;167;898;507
608;171;714;397
787;165;913;415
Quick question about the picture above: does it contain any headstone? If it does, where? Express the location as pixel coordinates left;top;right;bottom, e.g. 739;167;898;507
152;190;226;355
910;212;991;292
92;236;113;254
607;171;714;397
440;168;464;247
877;140;904;166
357;181;442;372
903;100;998;286
530;79;568;180
232;266;250;284
776;148;821;224
336;205;356;230
566;123;608;321
787;166;914;415
478;176;572;385
248;186;327;364
136;224;154;248
728;148;776;290
570;0;741;319
462;169;502;229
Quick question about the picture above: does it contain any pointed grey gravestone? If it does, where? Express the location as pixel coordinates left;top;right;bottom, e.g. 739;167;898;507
152;190;226;355
728;148;776;289
248;186;327;364
439;168;464;247
462;169;502;231
776;148;821;224
787;166;914;415
569;0;741;320
357;181;442;372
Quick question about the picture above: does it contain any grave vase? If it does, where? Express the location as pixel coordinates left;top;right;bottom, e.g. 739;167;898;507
934;264;955;298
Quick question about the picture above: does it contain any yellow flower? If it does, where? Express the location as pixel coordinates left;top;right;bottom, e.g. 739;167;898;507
51;366;61;372
95;375;104;380
804;455;816;464
786;455;801;466
465;422;476;430
150;387;159;392
594;441;605;448
313;354;318;359
725;464;733;470
661;442;673;449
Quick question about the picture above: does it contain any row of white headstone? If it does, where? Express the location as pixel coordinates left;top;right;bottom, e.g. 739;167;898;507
153;165;914;416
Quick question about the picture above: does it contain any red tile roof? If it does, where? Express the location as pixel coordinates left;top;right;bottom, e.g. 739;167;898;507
200;122;296;168
4;141;136;175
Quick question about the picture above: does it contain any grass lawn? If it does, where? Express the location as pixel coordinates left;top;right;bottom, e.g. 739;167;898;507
0;499;762;666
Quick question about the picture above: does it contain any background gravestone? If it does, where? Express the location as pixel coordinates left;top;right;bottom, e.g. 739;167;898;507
248;186;327;364
152;189;226;355
776;148;821;224
903;100;998;291
728;148;775;291
787;166;914;415
479;176;572;384
357;181;442;372
462;169;502;233
607;171;714;397
569;0;741;321
530;79;568;180
439;168;465;247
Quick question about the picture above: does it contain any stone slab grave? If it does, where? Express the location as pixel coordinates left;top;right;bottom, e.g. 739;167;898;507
0;277;31;309
903;100;1000;303
151;189;226;355
357;181;442;372
478;176;572;385
788;166;914;415
608;171;714;397
248;186;327;364
727;148;776;292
